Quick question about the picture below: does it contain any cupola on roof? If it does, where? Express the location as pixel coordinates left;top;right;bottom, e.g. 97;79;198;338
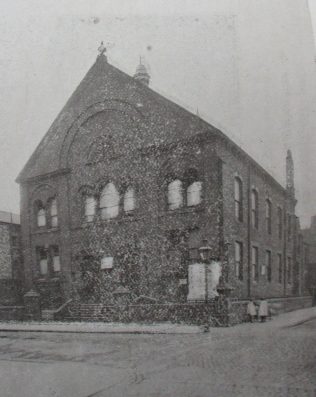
133;58;150;86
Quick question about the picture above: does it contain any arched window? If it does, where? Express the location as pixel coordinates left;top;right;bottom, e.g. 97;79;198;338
235;241;243;280
84;195;96;222
265;199;272;234
234;177;243;221
49;198;58;228
167;179;183;210
277;207;283;239
36;202;46;227
287;214;292;241
123;187;135;213
187;181;202;207
100;183;120;219
251;189;259;229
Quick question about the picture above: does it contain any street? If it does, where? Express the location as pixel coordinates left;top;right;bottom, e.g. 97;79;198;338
0;317;315;397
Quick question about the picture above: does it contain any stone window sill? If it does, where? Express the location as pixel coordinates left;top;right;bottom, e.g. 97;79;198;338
79;212;141;227
160;205;205;217
32;227;59;235
35;277;60;283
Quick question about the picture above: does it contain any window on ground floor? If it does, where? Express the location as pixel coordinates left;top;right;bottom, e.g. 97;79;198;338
266;250;272;282
277;253;282;283
235;241;243;280
252;246;259;282
287;256;292;284
52;246;61;273
37;247;48;275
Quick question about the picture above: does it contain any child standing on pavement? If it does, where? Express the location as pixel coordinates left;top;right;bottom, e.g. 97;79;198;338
258;299;269;322
247;300;257;323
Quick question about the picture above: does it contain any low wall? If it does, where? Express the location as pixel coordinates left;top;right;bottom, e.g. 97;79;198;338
64;301;231;326
230;295;313;324
0;279;23;305
268;296;313;315
0;306;25;321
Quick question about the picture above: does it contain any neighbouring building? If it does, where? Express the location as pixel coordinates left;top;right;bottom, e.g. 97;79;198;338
0;211;23;305
302;216;316;297
16;48;309;313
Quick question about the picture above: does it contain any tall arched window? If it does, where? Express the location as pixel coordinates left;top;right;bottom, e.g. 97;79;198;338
100;183;120;219
167;179;183;210
187;181;202;207
265;199;272;234
49;198;58;228
123;187;135;213
251;189;259;229
84;195;96;222
234;177;243;221
36;202;46;227
277;207;283;239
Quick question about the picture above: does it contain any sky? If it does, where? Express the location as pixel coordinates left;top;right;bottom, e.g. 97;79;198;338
0;0;316;227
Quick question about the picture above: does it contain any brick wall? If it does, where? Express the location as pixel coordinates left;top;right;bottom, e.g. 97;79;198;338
0;224;12;279
217;137;298;299
61;301;229;326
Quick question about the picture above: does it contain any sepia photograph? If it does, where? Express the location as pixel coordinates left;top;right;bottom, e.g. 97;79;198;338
0;0;316;396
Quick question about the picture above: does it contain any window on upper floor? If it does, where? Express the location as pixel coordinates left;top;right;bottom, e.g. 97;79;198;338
298;234;303;255
49;198;58;228
234;177;243;222
100;183;120;220
36;204;46;228
187;181;202;207
235;241;243;281
265;199;272;235
84;195;97;222
287;256;292;284
277;253;282;283
277;207;283;239
167;179;183;210
287;214;292;241
123;187;136;213
251;189;259;229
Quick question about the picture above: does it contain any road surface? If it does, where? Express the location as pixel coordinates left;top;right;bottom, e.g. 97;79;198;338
0;317;315;396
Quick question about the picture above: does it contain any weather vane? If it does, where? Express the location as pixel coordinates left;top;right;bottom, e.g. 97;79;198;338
98;41;106;56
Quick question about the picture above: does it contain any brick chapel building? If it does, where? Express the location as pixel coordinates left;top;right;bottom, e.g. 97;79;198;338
17;48;306;310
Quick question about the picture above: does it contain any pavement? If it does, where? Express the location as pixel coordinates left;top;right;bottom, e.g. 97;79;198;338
0;307;315;397
0;306;315;334
264;305;316;327
0;321;203;334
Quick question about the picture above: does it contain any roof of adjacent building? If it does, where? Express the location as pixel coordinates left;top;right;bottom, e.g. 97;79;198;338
0;211;20;225
16;53;287;194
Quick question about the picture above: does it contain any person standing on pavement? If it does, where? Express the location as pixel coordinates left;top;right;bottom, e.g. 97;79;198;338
258;299;268;322
247;300;257;322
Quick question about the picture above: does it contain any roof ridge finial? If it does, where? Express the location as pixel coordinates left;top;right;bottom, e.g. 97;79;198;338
98;41;106;56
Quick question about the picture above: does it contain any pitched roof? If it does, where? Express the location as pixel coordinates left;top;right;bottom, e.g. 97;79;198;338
16;53;287;195
17;54;213;182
